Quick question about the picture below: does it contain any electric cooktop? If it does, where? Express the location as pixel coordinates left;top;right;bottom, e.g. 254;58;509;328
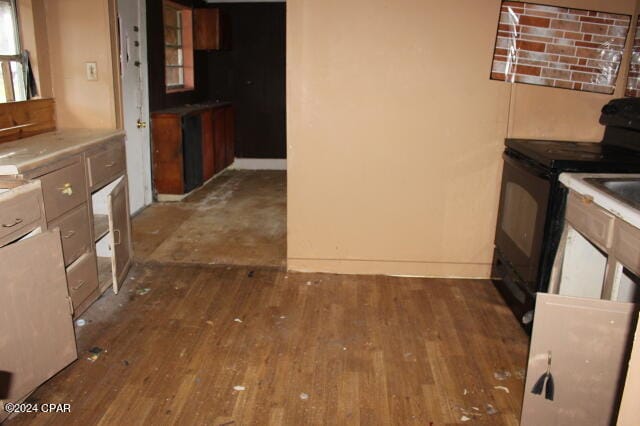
505;138;640;171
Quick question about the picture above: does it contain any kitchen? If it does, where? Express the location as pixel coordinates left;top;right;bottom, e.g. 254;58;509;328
1;0;640;424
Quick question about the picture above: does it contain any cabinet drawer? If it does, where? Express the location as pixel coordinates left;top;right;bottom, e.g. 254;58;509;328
566;191;614;249
0;185;43;246
49;204;91;266
613;219;640;276
87;144;125;190
40;160;87;221
66;253;99;308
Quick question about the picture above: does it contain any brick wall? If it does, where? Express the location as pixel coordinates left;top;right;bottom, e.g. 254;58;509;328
491;1;631;94
625;18;640;97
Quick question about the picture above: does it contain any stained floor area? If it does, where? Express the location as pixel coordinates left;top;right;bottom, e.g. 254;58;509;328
6;170;529;425
132;170;286;267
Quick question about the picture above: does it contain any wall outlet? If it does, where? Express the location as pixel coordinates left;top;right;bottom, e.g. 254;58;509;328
85;62;98;81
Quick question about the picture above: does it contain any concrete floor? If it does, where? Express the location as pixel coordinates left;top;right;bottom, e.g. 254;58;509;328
132;170;287;268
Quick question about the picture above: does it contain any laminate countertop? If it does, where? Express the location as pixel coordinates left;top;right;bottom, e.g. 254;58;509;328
0;129;124;175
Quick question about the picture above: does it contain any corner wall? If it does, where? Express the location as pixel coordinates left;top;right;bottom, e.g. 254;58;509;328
286;0;638;277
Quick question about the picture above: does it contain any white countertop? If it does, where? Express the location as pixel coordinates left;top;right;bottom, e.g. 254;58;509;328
559;172;640;229
0;128;124;175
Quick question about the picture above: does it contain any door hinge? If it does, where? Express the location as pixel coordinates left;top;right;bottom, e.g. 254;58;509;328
67;296;75;317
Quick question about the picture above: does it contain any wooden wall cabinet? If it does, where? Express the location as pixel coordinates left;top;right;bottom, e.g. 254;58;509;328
151;103;235;198
194;8;226;50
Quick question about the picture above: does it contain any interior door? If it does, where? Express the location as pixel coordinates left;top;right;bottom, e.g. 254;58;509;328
0;231;77;401
521;293;638;426
118;0;152;213
108;178;132;294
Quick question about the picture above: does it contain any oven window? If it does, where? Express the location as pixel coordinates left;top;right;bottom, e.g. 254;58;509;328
501;182;538;257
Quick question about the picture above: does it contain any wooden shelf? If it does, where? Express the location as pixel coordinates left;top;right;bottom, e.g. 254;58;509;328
97;256;112;292
93;214;109;242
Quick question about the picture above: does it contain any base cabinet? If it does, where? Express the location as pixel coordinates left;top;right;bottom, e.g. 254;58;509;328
151;102;235;197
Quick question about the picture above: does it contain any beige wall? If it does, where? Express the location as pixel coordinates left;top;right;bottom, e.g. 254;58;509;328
287;0;639;277
44;0;118;129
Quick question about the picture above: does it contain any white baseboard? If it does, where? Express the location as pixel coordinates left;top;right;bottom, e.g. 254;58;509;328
231;158;287;170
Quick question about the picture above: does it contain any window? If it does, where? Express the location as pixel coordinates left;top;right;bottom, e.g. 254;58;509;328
0;0;26;102
163;1;193;92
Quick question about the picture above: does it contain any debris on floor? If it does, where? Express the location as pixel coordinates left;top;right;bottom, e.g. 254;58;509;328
493;370;511;381
76;319;87;327
234;318;243;323
279;316;286;319
515;369;526;380
306;281;313;286
248;270;255;278
494;385;510;394
136;288;151;296
87;347;104;362
460;415;471;422
299;393;309;400
463;388;468;395
486;403;498;415
122;360;130;367
233;386;246;391
206;320;214;326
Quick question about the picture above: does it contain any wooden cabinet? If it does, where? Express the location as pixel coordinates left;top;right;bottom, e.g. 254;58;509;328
0;182;76;420
151;103;235;199
193;8;227;50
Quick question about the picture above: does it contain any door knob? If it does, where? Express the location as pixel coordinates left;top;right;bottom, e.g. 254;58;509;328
137;119;147;128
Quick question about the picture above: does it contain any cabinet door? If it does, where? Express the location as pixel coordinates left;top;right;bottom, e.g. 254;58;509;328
213;108;226;173
182;114;203;193
201;109;215;181
107;178;132;294
0;231;77;401
224;106;235;167
194;8;220;50
521;293;638;426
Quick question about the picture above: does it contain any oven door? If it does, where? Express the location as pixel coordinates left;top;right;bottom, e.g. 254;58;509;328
495;153;550;290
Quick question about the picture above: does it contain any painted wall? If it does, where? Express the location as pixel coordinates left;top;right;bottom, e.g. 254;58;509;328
44;0;118;128
287;0;639;277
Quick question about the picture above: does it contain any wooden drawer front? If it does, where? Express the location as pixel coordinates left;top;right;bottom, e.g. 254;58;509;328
566;191;614;249
87;145;125;189
0;187;42;245
66;253;99;308
50;204;91;266
613;219;640;276
40;161;87;221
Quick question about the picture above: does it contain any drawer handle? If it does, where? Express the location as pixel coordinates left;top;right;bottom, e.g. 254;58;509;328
72;280;86;291
105;162;117;168
63;230;76;239
2;217;23;228
58;183;74;196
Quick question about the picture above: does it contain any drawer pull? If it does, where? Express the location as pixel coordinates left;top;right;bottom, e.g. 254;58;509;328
58;183;74;196
113;229;121;245
72;280;86;291
2;218;23;228
63;230;76;239
105;162;116;168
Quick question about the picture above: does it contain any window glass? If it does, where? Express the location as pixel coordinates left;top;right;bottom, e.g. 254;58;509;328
0;0;18;55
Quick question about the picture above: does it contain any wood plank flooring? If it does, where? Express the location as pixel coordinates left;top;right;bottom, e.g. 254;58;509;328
5;170;528;425
6;264;528;425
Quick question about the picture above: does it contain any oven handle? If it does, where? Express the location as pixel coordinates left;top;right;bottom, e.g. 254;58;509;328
503;152;551;181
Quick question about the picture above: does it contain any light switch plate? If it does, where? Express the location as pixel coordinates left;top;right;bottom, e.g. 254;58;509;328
85;62;98;81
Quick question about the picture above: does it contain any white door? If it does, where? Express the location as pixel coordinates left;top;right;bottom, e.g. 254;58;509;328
118;0;152;213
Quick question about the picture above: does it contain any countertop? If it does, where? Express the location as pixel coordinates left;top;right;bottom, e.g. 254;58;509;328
0;129;124;175
560;172;640;229
150;101;231;116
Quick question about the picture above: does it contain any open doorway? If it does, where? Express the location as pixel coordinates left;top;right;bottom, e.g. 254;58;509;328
130;0;287;268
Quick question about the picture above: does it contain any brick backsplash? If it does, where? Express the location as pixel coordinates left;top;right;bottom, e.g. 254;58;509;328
491;1;631;94
625;17;640;97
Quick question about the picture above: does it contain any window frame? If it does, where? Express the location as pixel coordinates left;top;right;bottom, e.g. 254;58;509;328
162;0;193;93
0;0;24;103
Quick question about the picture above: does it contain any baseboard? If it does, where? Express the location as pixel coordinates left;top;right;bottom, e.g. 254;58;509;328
287;258;492;279
232;158;287;170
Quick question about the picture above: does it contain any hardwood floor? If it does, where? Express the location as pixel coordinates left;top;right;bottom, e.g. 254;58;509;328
6;264;527;425
5;171;529;425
